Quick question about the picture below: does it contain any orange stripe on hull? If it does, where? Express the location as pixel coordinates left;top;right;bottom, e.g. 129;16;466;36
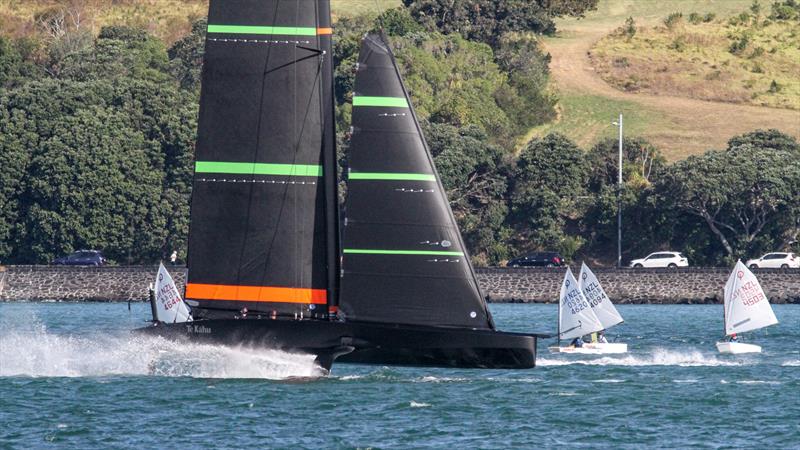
317;27;333;35
186;283;327;304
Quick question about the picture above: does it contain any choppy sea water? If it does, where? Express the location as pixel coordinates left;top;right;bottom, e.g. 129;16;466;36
1;302;798;449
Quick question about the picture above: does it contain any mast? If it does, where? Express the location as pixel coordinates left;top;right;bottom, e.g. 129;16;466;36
315;0;340;319
557;285;561;346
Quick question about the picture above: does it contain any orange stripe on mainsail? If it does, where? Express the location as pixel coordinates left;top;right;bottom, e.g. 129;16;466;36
186;283;327;304
317;27;333;35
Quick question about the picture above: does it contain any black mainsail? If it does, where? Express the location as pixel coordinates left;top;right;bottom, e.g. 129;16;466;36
340;33;494;329
139;4;539;371
186;0;337;318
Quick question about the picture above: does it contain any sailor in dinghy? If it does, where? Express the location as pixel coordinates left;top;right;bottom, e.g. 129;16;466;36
577;262;627;354
716;260;778;354
548;267;606;354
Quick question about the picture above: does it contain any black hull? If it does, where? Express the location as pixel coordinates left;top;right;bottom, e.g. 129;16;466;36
135;319;537;371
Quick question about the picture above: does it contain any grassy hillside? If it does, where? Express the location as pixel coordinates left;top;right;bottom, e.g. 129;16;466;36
0;0;399;43
532;0;800;160
591;10;800;110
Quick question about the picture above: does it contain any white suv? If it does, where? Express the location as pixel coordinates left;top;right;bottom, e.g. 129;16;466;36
629;251;689;268
745;252;799;269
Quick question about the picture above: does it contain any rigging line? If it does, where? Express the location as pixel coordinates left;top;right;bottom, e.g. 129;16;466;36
234;0;280;296
261;52;323;76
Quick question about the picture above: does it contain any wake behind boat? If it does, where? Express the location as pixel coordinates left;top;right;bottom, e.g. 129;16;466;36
136;0;542;372
716;260;778;354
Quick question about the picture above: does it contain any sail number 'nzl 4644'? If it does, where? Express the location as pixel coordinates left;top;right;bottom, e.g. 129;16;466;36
158;283;182;310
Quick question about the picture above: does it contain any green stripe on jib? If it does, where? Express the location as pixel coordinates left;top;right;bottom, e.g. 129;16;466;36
352;96;409;108
207;24;318;36
195;161;322;177
349;172;435;181
344;249;464;256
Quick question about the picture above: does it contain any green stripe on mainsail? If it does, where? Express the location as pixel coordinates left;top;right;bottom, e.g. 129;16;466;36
207;25;318;36
352;96;409;107
195;162;322;177
344;249;464;256
349;172;435;181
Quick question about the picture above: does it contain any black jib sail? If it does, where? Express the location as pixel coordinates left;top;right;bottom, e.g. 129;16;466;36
185;0;337;317
339;33;494;329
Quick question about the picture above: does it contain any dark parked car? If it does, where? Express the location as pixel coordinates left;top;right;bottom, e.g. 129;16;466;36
506;252;564;267
52;250;106;266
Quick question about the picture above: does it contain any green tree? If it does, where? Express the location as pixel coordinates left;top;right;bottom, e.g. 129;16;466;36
393;32;516;142
168;18;207;92
403;0;599;46
658;137;800;263
582;137;669;261
57;26;171;84
493;32;557;131
0;72;196;263
508;133;588;258
0;35;43;89
727;128;799;153
425;123;511;264
17;106;166;263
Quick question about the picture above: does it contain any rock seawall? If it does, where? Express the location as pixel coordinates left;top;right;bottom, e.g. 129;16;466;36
0;266;186;302
475;267;800;304
0;265;798;304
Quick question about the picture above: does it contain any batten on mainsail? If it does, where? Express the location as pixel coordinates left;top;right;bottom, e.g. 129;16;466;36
723;260;778;335
579;262;623;330
339;33;492;329
186;0;337;317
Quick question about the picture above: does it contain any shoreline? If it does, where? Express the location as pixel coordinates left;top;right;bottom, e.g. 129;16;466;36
1;265;798;304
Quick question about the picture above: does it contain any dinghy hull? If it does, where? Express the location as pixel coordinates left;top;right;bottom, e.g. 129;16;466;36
547;343;628;354
135;319;538;371
716;342;761;354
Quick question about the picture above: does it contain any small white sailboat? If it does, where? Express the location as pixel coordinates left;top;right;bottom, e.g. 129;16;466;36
577;262;627;354
150;262;193;324
716;260;778;354
548;267;606;354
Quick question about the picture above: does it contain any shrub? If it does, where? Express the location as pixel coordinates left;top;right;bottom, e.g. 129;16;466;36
688;12;702;24
664;12;683;29
703;12;716;22
623;16;637;39
729;34;750;55
669;35;688;52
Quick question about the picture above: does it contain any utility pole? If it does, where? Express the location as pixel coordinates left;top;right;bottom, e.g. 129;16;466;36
612;114;623;268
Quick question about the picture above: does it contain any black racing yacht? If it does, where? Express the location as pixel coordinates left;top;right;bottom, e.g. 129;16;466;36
137;0;541;371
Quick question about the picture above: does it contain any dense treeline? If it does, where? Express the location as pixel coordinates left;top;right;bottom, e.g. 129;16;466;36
0;1;797;267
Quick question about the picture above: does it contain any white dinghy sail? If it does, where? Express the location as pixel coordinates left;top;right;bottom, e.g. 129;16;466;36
153;262;192;324
555;267;603;345
579;262;623;330
717;260;777;354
